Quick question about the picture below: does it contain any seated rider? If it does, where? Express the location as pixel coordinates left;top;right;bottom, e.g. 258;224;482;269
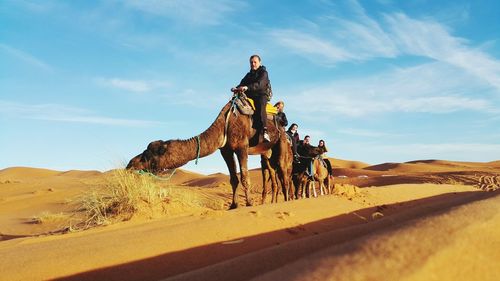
318;139;333;177
300;135;313;176
274;101;288;128
286;123;300;162
231;54;271;142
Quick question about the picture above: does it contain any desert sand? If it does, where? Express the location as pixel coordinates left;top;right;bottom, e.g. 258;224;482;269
0;158;499;281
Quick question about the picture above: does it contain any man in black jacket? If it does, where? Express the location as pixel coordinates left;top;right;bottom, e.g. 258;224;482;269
231;54;271;142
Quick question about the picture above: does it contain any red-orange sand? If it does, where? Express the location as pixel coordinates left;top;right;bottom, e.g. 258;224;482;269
0;159;498;281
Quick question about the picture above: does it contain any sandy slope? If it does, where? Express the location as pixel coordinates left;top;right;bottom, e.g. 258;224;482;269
0;161;498;281
249;192;500;281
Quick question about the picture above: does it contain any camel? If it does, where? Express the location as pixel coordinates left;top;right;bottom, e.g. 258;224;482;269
127;94;291;209
291;145;326;199
261;136;293;204
311;157;332;196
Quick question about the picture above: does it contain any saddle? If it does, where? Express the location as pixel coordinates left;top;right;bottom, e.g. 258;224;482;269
233;94;278;116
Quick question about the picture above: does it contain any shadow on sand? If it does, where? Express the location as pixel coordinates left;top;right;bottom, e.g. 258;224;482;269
54;190;498;281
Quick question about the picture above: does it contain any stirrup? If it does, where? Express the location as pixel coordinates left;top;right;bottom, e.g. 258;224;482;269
263;132;270;142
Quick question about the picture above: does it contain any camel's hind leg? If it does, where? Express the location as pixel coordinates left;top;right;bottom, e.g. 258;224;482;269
220;148;239;209
261;157;270;204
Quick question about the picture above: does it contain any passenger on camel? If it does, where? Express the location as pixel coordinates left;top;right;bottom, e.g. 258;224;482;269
286;123;300;163
231;54;271;142
318;139;333;179
298;135;313;156
300;135;313;177
274;101;288;128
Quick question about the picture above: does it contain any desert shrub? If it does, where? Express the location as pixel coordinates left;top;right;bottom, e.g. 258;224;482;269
332;183;361;200
32;211;69;224
78;169;169;227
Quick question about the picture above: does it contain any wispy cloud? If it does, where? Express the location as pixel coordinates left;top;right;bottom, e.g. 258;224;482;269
285;62;496;117
0;100;161;127
337;128;405;138
269;30;356;64
385;13;500;91
374;142;500;159
0;43;53;71
96;78;170;93
123;0;245;26
269;2;500;92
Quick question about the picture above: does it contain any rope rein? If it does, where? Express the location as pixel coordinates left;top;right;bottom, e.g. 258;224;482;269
137;168;176;181
195;135;200;165
136;94;237;180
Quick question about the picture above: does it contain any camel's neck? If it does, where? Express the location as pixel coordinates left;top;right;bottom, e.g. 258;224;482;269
166;102;232;167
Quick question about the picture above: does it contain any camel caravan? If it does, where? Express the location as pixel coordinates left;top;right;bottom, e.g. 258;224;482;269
127;55;334;209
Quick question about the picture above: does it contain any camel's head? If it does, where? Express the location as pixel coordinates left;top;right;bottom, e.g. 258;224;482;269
126;140;181;174
298;144;326;158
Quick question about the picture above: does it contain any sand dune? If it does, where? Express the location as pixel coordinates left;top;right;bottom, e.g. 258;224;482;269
328;158;370;169
0;159;499;281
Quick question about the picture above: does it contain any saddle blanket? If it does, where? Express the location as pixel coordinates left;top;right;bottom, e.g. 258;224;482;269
246;98;278;115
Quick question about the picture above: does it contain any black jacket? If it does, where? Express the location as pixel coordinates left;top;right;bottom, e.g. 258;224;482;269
276;111;288;127
238;66;270;98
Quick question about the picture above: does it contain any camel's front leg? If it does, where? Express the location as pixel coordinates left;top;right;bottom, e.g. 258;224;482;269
326;176;332;194
220;148;239;209
277;166;289;202
310;179;318;198
236;148;253;206
318;176;326;196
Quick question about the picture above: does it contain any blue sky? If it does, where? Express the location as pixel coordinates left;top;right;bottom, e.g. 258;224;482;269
1;0;500;174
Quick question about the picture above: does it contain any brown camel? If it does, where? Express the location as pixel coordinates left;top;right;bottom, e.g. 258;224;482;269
292;145;326;199
261;132;293;204
127;95;291;209
311;157;332;196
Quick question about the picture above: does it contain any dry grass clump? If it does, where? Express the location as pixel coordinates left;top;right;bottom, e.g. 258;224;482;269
78;169;169;228
76;169;226;229
332;183;361;200
166;187;226;213
32;211;69;224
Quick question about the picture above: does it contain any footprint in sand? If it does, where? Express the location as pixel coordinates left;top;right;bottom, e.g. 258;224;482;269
249;210;262;217
276;211;294;220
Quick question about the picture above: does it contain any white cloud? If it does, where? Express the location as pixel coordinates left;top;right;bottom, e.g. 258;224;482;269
285;62;496;117
97;78;170;93
270;2;500;92
123;0;245;26
0;100;161;127
375;143;500;159
337;128;405;138
269;30;355;64
385;13;500;91
0;43;53;71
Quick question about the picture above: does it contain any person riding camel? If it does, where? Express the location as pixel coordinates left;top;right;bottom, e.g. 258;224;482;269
318;139;333;179
286;123;300;163
274;101;288;128
231;54;271;142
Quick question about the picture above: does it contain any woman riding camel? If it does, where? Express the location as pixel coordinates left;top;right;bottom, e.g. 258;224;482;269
318;139;333;179
231;54;271;142
286;123;300;162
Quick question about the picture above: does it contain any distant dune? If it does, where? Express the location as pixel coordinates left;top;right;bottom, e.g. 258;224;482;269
0;159;498;281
